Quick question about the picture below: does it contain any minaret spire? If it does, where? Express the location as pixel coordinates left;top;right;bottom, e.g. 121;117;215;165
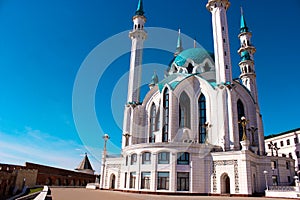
237;8;258;103
126;0;147;104
174;29;183;56
135;0;144;16
240;7;249;33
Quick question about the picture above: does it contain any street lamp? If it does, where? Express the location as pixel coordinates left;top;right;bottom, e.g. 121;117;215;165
239;116;249;141
100;133;110;189
103;133;110;151
263;170;268;190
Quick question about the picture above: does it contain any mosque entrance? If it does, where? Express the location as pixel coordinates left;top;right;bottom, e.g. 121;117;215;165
221;173;230;194
110;174;116;189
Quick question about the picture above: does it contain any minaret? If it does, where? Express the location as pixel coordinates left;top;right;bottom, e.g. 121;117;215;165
174;29;183;56
149;71;158;89
127;0;147;104
206;0;233;84
238;8;258;103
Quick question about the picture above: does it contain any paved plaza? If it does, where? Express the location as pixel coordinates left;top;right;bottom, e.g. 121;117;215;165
50;188;285;200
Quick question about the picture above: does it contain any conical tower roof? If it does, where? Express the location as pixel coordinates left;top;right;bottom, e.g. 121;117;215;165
75;153;94;171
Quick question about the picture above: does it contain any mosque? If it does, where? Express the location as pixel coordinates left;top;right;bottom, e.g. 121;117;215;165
100;0;294;196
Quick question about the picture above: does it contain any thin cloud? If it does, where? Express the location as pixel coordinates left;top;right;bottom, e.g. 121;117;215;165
0;128;97;171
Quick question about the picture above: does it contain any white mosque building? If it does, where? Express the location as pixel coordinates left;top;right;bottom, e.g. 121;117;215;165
100;0;294;196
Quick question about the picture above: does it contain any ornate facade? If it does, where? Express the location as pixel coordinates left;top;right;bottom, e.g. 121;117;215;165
100;0;294;195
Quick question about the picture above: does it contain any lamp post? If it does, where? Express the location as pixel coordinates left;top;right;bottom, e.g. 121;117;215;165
100;134;110;189
239;116;249;141
263;170;268;190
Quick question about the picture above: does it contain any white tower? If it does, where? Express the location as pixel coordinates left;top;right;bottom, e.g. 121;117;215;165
127;0;147;104
122;0;147;149
238;9;258;103
206;0;232;84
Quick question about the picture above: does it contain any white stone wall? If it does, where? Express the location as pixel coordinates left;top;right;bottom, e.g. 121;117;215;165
265;130;300;171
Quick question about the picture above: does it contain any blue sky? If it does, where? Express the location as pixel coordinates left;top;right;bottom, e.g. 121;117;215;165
0;0;299;172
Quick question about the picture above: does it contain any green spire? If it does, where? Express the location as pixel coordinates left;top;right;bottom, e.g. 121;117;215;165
150;71;159;85
135;0;144;16
175;29;183;56
240;7;249;33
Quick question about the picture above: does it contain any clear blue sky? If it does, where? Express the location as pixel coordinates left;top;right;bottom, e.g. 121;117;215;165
0;0;299;172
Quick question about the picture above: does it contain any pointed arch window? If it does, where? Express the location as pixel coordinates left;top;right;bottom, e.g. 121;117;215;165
237;99;245;142
163;89;169;142
198;94;206;143
149;103;156;143
179;91;191;128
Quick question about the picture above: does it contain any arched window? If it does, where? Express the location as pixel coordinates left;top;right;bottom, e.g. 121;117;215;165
177;152;190;165
142;152;151;164
237;99;245;142
163;89;169;142
179;91;191;128
149;103;156;143
198;94;206;143
158;152;170;164
156;108;160;130
131;153;137;165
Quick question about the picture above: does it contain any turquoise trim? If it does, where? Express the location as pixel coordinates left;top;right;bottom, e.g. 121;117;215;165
241;50;251;61
240;14;249;33
135;0;144;16
158;73;193;92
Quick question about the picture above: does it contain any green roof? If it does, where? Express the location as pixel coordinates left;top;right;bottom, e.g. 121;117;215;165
240;14;249;33
135;0;144;16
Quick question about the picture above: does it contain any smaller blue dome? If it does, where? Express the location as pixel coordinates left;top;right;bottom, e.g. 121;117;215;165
173;48;213;67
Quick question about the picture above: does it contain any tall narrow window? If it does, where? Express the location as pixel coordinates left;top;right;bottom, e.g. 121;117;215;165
141;172;151;189
179;91;191;128
198;94;206;143
163;89;169;142
177;172;189;191
295;137;299;144
237;99;245;142
131;154;137;165
149;103;156;143
157;172;169;190
124;172;127;188
130;172;136;188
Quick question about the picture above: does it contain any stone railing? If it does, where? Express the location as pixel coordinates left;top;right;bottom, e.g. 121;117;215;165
268;186;296;192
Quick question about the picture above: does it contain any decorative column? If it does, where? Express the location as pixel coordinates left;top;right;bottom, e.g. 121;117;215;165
100;134;110;189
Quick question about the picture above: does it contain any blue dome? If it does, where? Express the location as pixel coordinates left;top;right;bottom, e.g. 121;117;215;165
173;48;214;67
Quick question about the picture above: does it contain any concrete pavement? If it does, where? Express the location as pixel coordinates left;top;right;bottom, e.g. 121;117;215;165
50;188;286;200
